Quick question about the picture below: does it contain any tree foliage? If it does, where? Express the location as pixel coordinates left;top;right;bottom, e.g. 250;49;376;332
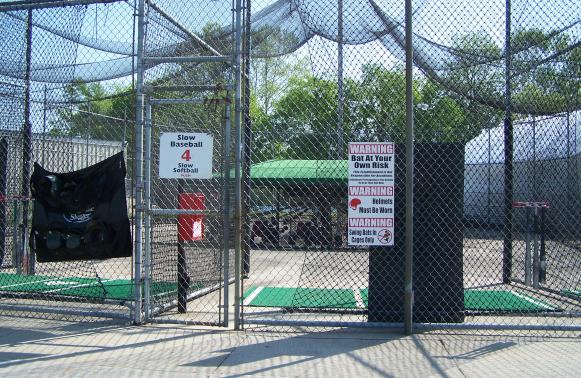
510;28;580;113
54;81;133;143
55;27;578;164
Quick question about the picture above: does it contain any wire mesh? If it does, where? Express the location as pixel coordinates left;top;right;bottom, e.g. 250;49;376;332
0;0;578;335
0;1;135;321
238;0;580;334
140;0;238;325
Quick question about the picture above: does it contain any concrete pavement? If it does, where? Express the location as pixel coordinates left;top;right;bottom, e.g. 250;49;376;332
0;316;579;377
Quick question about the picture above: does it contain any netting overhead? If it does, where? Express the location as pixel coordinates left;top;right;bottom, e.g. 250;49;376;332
0;0;578;113
0;1;135;109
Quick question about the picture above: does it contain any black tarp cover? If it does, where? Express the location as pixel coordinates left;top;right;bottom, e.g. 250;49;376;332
30;152;132;262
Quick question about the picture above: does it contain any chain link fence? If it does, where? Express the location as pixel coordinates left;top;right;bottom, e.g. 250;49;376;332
0;0;579;335
238;0;580;334
0;1;136;321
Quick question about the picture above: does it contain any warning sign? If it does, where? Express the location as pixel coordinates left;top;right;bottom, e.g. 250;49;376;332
159;133;213;179
348;142;395;246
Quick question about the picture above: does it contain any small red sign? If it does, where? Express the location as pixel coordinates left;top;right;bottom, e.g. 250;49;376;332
178;193;205;242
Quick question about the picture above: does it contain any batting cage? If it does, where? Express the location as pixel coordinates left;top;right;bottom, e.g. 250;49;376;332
0;0;579;335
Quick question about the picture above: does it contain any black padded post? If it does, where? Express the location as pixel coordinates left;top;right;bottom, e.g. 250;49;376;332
369;142;465;323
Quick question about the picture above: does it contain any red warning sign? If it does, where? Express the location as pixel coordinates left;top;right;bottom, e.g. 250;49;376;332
178;193;205;242
348;142;395;246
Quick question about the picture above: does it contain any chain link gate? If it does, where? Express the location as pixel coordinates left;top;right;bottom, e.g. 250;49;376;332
139;94;235;325
135;0;244;326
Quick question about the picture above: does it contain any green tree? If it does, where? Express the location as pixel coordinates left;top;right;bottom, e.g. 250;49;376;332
55;81;134;143
251;25;308;116
353;64;487;143
266;74;340;160
254;64;486;163
510;28;580;113
441;29;579;116
443;32;504;130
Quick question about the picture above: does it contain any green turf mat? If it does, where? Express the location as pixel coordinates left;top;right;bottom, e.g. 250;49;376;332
464;290;556;311
360;288;369;307
0;272;55;287
2;272;559;312
360;289;555;312
0;273;104;293
52;279;131;300
243;286;557;312
54;280;199;300
561;289;580;298
242;286;258;299
0;273;208;301
243;286;357;309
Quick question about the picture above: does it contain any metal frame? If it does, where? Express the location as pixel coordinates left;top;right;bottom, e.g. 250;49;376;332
0;303;132;320
133;0;146;325
233;0;244;330
144;56;230;64
21;8;33;277
502;0;514;284
403;0;414;335
143;98;152;321
0;0;119;12
0;291;134;308
140;0;241;325
141;96;234;326
137;0;244;324
242;319;581;332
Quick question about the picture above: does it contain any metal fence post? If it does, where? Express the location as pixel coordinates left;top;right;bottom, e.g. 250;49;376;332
502;0;514;284
143;99;152;321
404;0;415;336
0;139;7;267
524;207;532;285
241;0;252;290
233;0;243;330
222;99;232;328
133;0;146;325
22;8;34;276
532;207;540;288
337;0;344;159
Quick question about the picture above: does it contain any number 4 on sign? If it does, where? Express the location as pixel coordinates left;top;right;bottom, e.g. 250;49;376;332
181;149;191;161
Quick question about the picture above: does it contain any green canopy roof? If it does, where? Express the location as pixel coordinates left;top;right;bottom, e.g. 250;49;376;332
250;160;348;185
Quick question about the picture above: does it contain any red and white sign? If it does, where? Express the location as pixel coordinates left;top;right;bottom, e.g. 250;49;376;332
348;142;395;246
178;193;205;242
159;132;213;179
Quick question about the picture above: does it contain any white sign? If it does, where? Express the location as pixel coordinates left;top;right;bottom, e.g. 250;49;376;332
159;133;213;179
348;142;395;246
